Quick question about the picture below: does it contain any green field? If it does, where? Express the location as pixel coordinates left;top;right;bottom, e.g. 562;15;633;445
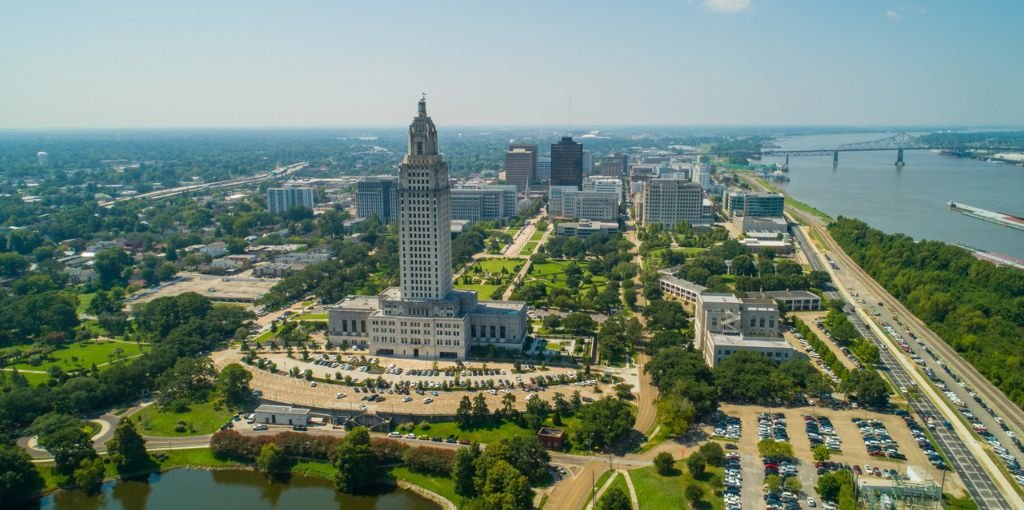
293;313;328;321
11;340;146;373
605;474;630;504
521;242;538;255
530;230;545;242
390;466;459;504
585;470;616;509
630;464;723;510
454;258;522;298
76;292;96;314
134;399;237;436
526;260;607;292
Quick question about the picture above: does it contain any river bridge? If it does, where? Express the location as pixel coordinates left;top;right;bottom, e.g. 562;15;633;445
760;133;1024;167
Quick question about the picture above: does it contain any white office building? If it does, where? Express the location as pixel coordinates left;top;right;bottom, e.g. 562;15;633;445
267;187;314;215
548;186;618;222
640;177;710;228
450;184;518;223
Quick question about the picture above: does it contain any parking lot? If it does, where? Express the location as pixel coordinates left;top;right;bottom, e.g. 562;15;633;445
715;403;967;508
212;350;610;415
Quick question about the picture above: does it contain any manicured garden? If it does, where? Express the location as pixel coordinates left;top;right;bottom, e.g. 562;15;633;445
524;260;607;292
454;258;523;298
521;241;538;255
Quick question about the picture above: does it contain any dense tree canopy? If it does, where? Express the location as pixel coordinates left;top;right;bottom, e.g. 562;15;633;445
830;217;1024;407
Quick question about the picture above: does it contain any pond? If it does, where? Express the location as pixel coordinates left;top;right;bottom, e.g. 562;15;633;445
33;469;441;510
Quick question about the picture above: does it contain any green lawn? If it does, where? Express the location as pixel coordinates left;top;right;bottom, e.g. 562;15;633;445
526;260;608;292
530;230;545;242
401;419;536;444
77;292;96;314
134;399;237;436
521;242;538;255
678;247;708;255
11;340;146;373
1;370;51;386
253;329;276;342
390;466;459;504
157;447;244;470
604;473;629;503
476;258;523;274
585;469;615;509
293;313;328;321
630;464;723;510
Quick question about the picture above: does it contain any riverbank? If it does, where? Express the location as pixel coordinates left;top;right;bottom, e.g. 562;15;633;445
34;447;457;510
750;176;833;223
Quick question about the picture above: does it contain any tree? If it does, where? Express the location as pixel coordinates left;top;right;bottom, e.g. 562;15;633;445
785;476;803;493
94;247;133;289
757;439;795;460
107;417;148;474
0;444;43;504
452;442;481;497
156;357;217;407
575;397;636;450
697;442;724;467
563;312;597;336
730;254;757;276
542;315;562;331
816;469;853;501
653;452;675;475
842;369;889;408
31;413;96;475
477;459;533;510
765;473;783;493
686;453;706;477
73;457;106;493
481;436;551;484
217;363;253;405
657;394;695;436
472;393;490;424
334;427;379;493
684;484;704;508
812;443;831;463
457;396;473;427
599;486;632;510
257;443;288;479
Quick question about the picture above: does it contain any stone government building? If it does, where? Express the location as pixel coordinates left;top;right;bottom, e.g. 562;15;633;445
328;97;528;360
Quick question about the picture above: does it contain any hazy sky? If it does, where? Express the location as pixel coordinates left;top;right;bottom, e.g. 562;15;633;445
3;0;1022;128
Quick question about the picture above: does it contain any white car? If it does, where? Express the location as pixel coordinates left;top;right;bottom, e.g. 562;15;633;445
336;392;346;399
388;432;401;438
423;398;433;404
807;497;816;507
405;433;416;439
252;424;268;431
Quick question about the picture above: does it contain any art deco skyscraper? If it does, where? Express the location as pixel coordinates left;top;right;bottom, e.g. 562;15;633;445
398;96;453;300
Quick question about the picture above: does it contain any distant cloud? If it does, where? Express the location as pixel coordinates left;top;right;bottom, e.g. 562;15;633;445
886;6;927;21
702;0;752;13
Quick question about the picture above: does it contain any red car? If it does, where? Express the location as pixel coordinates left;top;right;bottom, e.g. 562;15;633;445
853;465;862;475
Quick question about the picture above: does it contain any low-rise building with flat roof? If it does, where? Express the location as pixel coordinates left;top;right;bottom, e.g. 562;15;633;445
744;290;821;311
657;268;707;305
556;220;619;237
537;427;566;450
254;404;311;426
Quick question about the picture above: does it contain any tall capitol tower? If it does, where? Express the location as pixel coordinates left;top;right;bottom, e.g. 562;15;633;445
328;97;527;361
398;96;453;300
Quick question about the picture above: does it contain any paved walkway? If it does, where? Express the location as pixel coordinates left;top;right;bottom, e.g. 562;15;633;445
622;469;640;510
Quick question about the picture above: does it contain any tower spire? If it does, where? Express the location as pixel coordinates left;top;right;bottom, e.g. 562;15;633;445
418;93;427;117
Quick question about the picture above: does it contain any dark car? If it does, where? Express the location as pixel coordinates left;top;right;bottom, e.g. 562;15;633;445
292;424;308;431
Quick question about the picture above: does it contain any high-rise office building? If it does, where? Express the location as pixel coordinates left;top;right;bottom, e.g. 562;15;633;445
550;136;583;189
329;97;527;360
640;178;708;228
37;151;48;167
722;190;784;218
583;176;624;205
450;184;518;223
582;150;593;176
692;164;711;189
536;157;551;183
356;177;399;223
601;153;627;177
504;144;537;192
548;186;619;222
267;187;314;215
